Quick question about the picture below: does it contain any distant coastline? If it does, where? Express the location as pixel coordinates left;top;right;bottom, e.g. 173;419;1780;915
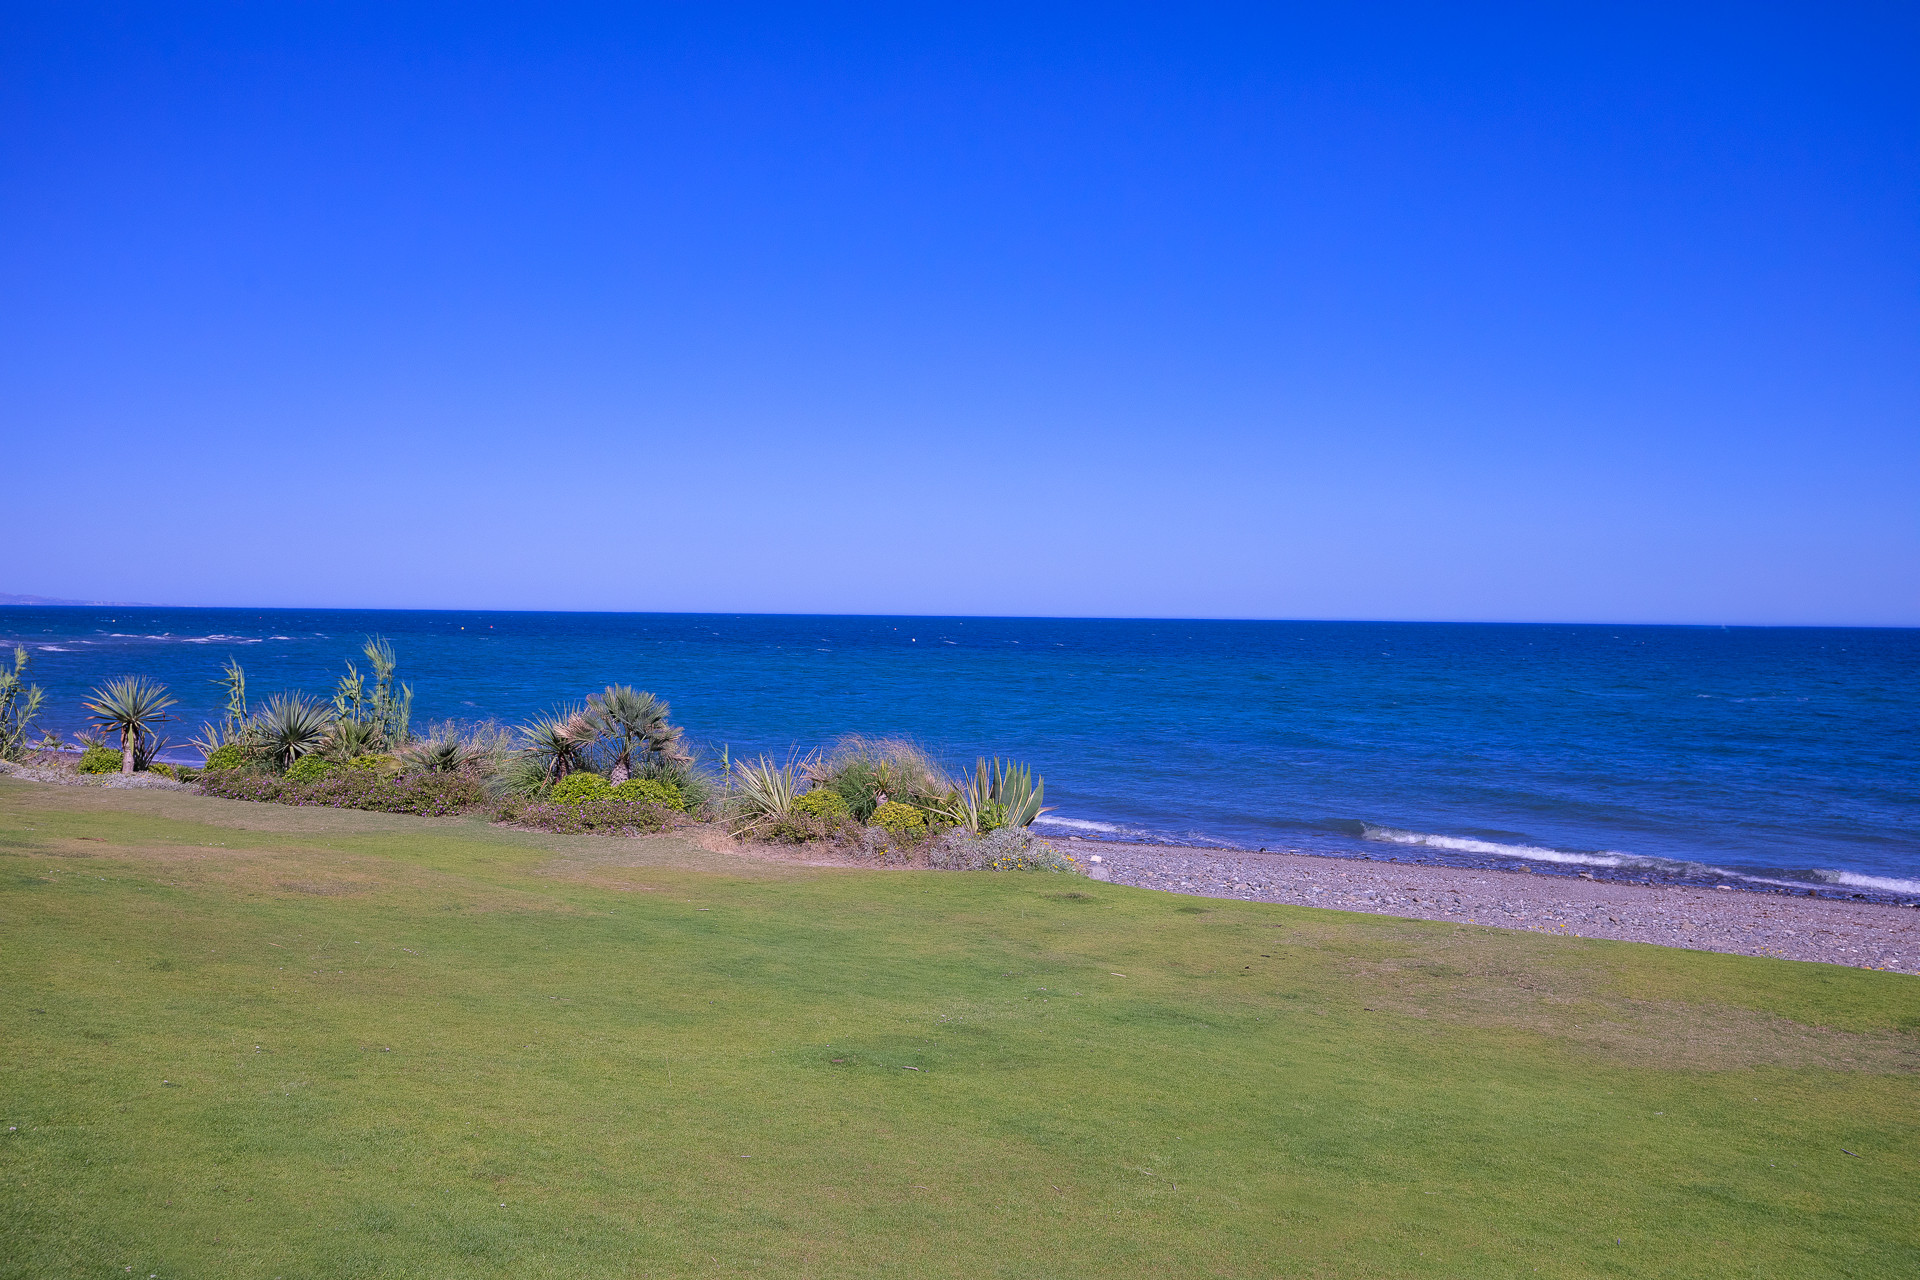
0;593;158;607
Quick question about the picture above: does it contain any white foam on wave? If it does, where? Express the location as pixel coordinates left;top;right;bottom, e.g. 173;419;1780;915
1034;816;1124;833
1361;824;1633;869
1820;870;1920;896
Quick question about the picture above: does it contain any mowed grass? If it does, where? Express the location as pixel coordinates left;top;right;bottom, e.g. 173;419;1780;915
2;781;1916;1279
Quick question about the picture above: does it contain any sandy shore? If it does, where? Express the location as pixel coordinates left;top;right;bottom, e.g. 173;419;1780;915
1075;840;1920;974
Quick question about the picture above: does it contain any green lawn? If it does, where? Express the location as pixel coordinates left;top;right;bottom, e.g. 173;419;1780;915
2;779;1915;1278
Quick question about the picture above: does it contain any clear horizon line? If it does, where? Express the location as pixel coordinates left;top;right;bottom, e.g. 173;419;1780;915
2;598;1913;630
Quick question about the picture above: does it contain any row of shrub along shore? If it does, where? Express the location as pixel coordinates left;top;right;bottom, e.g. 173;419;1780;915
0;639;1081;873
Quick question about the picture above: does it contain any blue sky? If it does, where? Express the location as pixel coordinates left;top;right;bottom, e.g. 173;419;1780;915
5;3;1915;624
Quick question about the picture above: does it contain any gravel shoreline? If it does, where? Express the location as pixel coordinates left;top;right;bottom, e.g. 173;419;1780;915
1075;840;1920;974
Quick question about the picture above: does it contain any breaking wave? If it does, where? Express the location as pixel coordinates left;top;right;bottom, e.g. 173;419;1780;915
1357;823;1920;901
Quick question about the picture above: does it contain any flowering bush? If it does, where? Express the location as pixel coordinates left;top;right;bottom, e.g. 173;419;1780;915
493;797;677;836
197;768;484;816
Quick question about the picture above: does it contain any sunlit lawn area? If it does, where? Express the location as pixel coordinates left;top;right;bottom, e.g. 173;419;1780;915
3;779;1915;1278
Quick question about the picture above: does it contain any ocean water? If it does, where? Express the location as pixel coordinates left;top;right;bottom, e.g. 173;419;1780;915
4;607;1915;902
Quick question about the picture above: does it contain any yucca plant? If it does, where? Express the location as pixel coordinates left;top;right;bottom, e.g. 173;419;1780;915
82;676;178;774
725;753;810;834
399;734;486;774
0;646;46;762
249;693;335;772
319;716;386;763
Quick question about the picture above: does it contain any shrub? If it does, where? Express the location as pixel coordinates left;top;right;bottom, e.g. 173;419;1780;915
550;772;613;803
807;736;947;820
348;753;400;775
726;754;807;834
493;798;677;836
79;746;121;774
146;762;179;780
929;828;1080;874
197;769;485;816
610;777;685;811
793;788;851;822
202;743;249;772
871;799;928;841
285;753;341;784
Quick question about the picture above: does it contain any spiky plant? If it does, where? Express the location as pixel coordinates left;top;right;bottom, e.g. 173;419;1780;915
82;676;178;774
587;685;687;783
725;753;810;834
319;717;386;763
362;636;412;746
518;705;599;783
940;757;1051;834
0;646;46;762
249;693;335;772
805;735;948;820
399;734;486;774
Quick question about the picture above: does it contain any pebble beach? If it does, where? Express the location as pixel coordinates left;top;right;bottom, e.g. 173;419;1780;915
1077;839;1920;974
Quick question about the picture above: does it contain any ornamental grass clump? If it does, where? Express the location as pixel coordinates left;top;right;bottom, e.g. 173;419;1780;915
806;736;947;821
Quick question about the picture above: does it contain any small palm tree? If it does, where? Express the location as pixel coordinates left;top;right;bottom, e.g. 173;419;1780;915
82;677;178;774
251;693;334;771
518;705;599;783
588;685;686;783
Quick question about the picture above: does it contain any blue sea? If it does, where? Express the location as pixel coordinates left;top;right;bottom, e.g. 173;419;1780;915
4;607;1915;903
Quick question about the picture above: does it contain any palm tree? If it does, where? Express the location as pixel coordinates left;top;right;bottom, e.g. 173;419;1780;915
82;677;178;774
519;705;599;783
588;685;686;783
251;693;334;771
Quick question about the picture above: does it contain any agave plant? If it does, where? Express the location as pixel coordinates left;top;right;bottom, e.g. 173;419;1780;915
399;734;486;774
319;716;387;763
942;757;1051;834
82;676;178;774
0;646;46;762
518;705;599;783
725;753;810;833
588;685;687;784
249;693;335;771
